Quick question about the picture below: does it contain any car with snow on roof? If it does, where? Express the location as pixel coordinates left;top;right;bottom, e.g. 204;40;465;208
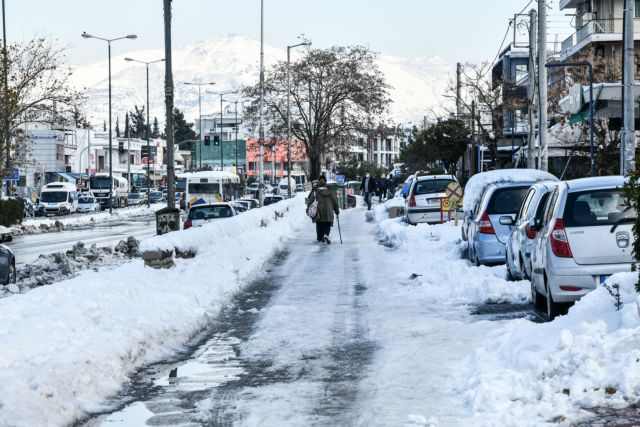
465;169;558;266
530;176;636;320
404;174;459;225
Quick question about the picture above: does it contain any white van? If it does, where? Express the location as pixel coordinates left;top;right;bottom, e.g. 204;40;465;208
38;182;78;216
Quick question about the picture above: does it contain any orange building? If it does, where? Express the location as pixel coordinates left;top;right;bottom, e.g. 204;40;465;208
245;138;308;181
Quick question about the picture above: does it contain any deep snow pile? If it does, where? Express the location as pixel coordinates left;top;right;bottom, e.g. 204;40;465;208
454;272;640;425
374;203;530;304
0;238;140;298
462;169;558;213
15;203;164;235
0;197;306;426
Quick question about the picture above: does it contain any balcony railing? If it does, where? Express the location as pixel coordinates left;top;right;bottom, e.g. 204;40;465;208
561;17;628;57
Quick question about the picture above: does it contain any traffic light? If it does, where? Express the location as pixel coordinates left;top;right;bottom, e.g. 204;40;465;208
213;135;220;146
204;135;210;146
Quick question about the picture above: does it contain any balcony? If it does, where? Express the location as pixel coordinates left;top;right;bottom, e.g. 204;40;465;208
559;18;635;60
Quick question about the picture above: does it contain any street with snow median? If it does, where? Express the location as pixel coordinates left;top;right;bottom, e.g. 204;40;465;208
1;197;638;426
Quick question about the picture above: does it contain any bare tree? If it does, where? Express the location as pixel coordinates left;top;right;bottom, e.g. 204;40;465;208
0;38;81;175
243;45;391;179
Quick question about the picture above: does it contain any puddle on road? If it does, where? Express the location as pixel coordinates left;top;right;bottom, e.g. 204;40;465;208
89;334;245;426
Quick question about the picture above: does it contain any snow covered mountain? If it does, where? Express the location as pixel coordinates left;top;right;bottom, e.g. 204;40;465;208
72;35;451;130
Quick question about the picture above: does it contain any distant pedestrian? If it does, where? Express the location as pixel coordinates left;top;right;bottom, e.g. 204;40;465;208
307;175;340;244
387;174;395;198
377;174;388;202
360;171;376;210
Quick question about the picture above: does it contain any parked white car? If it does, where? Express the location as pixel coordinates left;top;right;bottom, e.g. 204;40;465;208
183;203;237;229
530;176;636;319
404;174;458;225
76;195;101;213
504;181;559;280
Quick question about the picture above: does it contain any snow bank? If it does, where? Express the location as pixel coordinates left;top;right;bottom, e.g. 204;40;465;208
0;197;306;426
16;203;164;235
374;204;529;304
462;169;558;213
454;272;640;425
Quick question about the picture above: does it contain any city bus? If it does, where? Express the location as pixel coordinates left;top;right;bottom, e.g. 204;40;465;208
176;171;241;208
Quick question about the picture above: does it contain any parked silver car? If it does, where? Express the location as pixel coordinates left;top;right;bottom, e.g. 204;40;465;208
467;182;536;265
183;203;237;230
505;181;559;280
404;174;458;225
530;176;636;319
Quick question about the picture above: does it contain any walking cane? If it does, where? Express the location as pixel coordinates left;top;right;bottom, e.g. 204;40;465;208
337;214;343;244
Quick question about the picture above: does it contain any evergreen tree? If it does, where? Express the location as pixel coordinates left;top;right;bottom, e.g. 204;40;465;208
124;112;130;137
115;116;120;137
151;117;160;138
173;108;196;143
130;105;146;138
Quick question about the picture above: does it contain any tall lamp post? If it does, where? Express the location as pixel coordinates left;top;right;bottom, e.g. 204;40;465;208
286;41;311;198
184;82;215;170
125;57;164;207
82;31;137;213
210;90;238;171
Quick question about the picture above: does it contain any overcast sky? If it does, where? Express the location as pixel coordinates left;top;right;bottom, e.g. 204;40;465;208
7;0;572;65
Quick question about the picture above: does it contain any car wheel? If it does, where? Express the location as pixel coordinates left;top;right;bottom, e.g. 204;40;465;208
531;276;545;311
8;260;16;284
545;275;558;321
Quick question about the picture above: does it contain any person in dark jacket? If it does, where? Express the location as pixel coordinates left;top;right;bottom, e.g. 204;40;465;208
377;174;388;202
387;174;395;198
307;175;340;243
360;171;376;210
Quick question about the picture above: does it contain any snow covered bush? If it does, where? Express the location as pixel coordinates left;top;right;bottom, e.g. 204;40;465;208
622;171;640;292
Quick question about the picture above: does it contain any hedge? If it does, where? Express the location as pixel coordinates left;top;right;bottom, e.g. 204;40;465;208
0;198;24;227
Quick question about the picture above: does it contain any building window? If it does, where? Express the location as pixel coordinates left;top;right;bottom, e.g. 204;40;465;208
636;1;640;18
249;162;256;170
386;138;392;151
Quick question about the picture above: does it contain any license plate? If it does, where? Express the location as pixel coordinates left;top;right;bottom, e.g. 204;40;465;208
599;275;610;284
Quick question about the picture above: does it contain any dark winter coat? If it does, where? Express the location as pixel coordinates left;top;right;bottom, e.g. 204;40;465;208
308;187;340;223
377;178;388;191
360;176;376;193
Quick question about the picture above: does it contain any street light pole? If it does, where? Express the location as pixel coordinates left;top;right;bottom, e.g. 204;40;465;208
258;0;265;205
125;57;164;207
2;0;9;192
220;94;223;171
184;82;215;171
235;100;239;174
82;31;137;213
286;41;311;198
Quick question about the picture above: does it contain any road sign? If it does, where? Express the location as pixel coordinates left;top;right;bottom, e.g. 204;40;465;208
440;198;453;212
446;182;463;203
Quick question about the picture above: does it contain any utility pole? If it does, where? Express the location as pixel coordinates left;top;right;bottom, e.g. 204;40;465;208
163;0;175;209
528;8;537;169
127;128;131;192
2;0;8;193
234;100;239;175
258;0;265;205
471;100;477;175
456;63;462;118
220;95;224;171
538;0;548;171
622;0;636;175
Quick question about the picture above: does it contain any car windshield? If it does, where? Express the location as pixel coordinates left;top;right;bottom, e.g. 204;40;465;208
188;205;233;219
78;197;95;204
414;179;455;195
486;186;529;215
89;176;111;189
150;192;162;197
563;189;636;227
128;194;141;200
40;191;68;203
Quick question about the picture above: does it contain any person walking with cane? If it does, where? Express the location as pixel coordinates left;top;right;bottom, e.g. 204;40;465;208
307;175;340;244
360;171;376;210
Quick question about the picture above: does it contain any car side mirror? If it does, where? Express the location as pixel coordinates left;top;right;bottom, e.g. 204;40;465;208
499;216;514;226
530;218;543;231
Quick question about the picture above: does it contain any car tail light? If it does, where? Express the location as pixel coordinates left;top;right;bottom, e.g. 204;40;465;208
525;224;537;239
550;219;573;258
409;193;416;207
184;218;192;230
478;212;495;234
560;285;582;292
